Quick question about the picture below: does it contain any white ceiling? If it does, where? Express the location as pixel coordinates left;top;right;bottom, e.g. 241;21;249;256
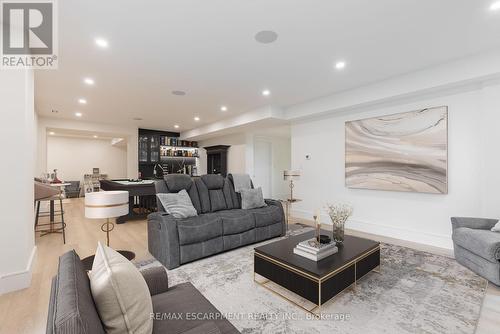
35;0;500;132
46;128;126;142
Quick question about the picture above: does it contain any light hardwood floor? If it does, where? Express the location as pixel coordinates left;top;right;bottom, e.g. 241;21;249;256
0;198;498;333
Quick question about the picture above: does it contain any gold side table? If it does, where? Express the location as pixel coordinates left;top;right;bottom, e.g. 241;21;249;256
279;198;302;236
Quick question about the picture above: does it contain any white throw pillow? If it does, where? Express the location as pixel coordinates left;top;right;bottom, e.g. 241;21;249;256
89;242;153;334
156;189;198;218
491;221;500;232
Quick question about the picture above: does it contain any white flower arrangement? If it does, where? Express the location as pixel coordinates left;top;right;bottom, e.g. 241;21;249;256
326;203;353;243
326;203;353;225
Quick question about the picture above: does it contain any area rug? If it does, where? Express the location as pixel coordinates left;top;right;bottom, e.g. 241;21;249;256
137;225;487;334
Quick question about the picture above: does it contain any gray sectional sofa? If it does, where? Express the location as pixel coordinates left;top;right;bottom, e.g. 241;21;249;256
451;217;500;285
148;174;285;269
46;250;239;334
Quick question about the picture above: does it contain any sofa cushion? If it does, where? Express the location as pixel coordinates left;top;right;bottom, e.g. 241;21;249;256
90;243;153;334
165;175;202;214
156;189;198;218
255;222;284;242
224;174;241;209
180;238;224;264
201;174;225;189
151;282;239;334
194;178;211;213
49;250;105;334
223;229;256;250
240;187;266;210
250;205;283;227
453;227;500;262
198;175;231;212
222;179;237;209
209;189;228;212
218;210;255;235
165;174;192;192
177;214;223;245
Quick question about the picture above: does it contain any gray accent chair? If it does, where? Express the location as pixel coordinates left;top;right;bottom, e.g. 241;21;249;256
451;217;500;285
46;250;240;334
64;181;81;198
148;174;285;269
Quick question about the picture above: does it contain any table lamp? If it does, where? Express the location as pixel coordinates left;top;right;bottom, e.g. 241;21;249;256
283;170;301;202
85;190;129;246
83;190;135;270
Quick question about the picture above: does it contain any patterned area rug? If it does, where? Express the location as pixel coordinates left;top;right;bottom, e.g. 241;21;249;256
137;225;487;334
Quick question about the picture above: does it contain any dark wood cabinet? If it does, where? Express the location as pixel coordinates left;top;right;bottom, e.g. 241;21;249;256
139;133;160;164
138;128;199;179
205;145;230;177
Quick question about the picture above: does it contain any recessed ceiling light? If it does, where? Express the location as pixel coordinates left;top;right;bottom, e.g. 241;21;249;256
491;1;500;11
255;30;278;44
78;98;87;104
75;112;82;117
83;78;95;85
194;117;200;121
335;61;346;70
172;90;186;96
220;106;228;112
95;38;109;48
262;89;271;96
174;125;180;129
49;131;55;135
93;135;98;138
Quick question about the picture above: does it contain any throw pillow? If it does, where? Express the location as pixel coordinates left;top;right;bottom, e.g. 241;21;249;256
156;189;198;218
89;242;153;334
240;187;267;210
491;221;500;232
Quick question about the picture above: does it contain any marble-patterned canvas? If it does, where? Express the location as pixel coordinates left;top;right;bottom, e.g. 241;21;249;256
345;106;448;194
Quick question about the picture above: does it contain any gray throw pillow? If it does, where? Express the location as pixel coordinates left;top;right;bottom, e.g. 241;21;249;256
240;187;267;210
156;189;197;218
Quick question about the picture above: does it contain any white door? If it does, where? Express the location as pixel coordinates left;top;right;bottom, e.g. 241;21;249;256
253;139;272;198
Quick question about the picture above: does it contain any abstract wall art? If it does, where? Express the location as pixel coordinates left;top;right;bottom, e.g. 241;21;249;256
345;106;448;194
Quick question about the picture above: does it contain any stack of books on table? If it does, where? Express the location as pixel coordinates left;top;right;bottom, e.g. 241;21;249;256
293;237;338;261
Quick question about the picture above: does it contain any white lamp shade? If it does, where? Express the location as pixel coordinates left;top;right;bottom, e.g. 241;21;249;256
85;191;129;219
284;170;301;181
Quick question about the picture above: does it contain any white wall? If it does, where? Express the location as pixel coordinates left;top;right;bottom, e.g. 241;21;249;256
253;136;291;199
479;84;500;219
198;132;291;199
47;136;127;182
270;136;291;199
198;134;248;175
37;117;138;179
291;83;500;250
0;70;36;294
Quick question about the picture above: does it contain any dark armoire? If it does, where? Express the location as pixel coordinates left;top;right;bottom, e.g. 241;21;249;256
204;145;230;177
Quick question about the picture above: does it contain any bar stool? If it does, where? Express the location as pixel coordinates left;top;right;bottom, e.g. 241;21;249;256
34;181;67;244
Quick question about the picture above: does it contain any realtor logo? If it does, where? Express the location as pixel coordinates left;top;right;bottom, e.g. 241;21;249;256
1;0;58;69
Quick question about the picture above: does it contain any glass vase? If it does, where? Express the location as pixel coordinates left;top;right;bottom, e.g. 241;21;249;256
332;220;345;244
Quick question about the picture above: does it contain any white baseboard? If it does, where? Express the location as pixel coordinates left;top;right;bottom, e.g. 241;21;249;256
292;209;454;251
0;246;37;295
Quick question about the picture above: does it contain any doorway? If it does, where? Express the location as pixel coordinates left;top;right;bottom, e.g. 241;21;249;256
253;139;272;198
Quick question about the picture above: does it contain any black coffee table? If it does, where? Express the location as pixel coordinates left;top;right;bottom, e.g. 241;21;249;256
254;230;380;314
